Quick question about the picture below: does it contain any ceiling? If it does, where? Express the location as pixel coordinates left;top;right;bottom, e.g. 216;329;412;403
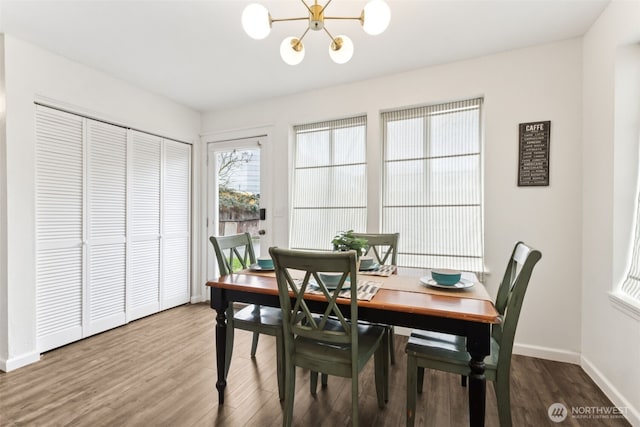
0;0;609;113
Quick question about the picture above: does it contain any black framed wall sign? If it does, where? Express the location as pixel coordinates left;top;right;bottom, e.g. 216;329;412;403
518;120;550;186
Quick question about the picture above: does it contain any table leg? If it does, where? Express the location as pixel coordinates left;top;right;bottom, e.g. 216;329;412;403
466;322;490;427
211;288;228;405
468;351;486;427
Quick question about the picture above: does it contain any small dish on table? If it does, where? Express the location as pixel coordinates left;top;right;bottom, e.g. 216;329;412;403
249;263;274;271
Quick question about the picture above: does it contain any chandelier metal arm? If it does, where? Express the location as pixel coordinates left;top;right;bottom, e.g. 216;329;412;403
324;15;364;23
270;16;310;24
322;26;338;45
296;27;311;45
319;0;333;15
299;0;313;14
270;15;364;25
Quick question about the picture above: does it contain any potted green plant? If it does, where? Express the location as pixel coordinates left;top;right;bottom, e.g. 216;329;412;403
331;230;368;258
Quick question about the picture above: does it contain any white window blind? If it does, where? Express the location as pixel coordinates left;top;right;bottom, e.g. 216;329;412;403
621;187;640;302
290;116;367;251
381;98;484;272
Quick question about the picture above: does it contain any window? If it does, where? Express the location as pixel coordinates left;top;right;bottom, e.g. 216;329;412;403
381;98;484;272
290;116;367;251
621;189;640;303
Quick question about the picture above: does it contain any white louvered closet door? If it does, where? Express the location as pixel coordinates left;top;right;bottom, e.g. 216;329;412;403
128;131;162;321
86;120;127;335
36;106;84;352
161;140;191;309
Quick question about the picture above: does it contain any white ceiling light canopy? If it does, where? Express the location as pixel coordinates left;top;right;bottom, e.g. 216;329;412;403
241;0;391;65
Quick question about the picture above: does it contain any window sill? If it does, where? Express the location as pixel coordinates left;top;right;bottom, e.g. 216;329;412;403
609;291;640;321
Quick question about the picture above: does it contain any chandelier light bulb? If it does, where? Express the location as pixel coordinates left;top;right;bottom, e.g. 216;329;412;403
242;3;271;40
329;35;354;64
362;0;391;35
280;37;305;65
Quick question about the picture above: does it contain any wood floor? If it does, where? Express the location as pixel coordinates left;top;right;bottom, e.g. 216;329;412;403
0;303;630;427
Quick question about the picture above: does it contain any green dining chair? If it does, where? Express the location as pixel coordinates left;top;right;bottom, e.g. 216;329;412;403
209;233;284;401
352;232;400;364
352;232;400;266
269;247;388;427
405;241;541;427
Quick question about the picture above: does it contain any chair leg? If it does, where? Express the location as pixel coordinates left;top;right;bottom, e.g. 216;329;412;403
461;375;467;387
406;355;417;427
310;371;318;396
389;326;396;365
283;357;296;427
224;308;235;379
250;331;260;357
351;365;359;427
374;344;387;408
275;331;285;401
495;374;512;427
417;367;425;394
382;327;390;402
321;373;328;388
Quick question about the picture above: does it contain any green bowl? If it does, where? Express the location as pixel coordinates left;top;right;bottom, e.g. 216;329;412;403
257;257;274;269
431;269;461;286
318;272;342;289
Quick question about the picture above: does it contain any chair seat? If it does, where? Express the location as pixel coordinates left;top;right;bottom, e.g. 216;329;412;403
406;330;499;373
295;320;386;374
233;304;283;330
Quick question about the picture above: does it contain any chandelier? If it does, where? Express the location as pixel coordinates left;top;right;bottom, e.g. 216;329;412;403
241;0;391;65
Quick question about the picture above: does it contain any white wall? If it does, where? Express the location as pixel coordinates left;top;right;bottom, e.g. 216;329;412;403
582;1;640;424
0;34;7;367
0;35;201;371
202;38;585;361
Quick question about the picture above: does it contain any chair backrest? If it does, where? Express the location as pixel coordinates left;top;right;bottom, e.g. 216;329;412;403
209;233;256;276
351;232;399;265
269;248;359;351
493;241;541;369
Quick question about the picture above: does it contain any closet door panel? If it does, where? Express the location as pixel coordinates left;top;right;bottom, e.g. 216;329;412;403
86;120;127;335
87;244;126;333
35;106;84;351
161;140;191;309
162;237;189;308
36;247;83;352
130;240;160;319
128;131;161;320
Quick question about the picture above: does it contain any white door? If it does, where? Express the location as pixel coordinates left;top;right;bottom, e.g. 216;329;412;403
35;108;128;349
161;140;191;309
128;133;192;319
35;106;84;351
85;119;127;335
207;136;271;280
128;131;162;320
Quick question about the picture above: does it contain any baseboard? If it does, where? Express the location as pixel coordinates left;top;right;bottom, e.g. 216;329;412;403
512;343;581;364
0;351;40;372
581;355;640;426
395;326;411;336
190;294;206;304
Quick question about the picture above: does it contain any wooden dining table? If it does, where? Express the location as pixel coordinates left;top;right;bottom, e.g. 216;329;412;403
207;267;500;427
